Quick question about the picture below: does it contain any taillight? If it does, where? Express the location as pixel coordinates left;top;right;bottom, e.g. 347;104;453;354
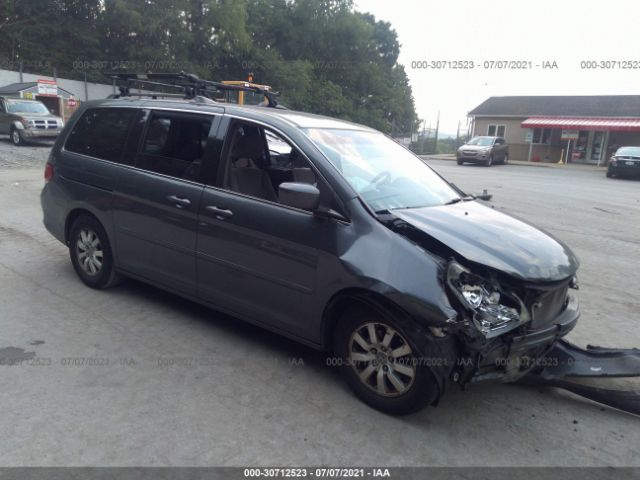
44;162;54;183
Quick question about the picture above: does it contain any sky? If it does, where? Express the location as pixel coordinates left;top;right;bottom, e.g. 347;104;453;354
356;0;640;134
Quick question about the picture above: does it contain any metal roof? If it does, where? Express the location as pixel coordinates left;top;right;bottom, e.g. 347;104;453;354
0;82;75;96
469;96;640;118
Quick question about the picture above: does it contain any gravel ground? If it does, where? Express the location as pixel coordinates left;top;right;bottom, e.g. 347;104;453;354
0;136;53;169
0;143;638;467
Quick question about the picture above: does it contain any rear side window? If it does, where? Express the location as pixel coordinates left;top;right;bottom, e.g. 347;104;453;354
65;108;136;162
136;111;213;181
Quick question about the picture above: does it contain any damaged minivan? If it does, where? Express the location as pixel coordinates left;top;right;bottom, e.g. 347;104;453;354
42;95;598;415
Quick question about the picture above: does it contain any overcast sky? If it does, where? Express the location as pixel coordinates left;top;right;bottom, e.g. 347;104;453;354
356;0;640;134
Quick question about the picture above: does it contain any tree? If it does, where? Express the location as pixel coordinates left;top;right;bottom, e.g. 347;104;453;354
0;0;419;133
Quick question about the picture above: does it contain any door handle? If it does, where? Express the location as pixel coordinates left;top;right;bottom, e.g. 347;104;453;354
205;205;234;220
167;195;192;208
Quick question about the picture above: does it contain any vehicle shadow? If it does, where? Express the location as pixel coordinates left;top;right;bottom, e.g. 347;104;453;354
104;277;635;424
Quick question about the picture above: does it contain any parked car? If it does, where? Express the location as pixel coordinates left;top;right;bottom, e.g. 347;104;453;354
457;136;508;166
0;97;64;146
41;97;580;415
607;146;640;178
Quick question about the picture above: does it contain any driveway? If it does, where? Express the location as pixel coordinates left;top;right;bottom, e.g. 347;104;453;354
0;145;638;467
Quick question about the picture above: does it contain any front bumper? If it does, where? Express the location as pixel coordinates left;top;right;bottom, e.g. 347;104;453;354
457;151;491;162
609;162;640;176
467;294;580;383
21;128;61;139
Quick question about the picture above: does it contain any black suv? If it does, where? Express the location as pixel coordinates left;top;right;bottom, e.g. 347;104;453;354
41;97;580;414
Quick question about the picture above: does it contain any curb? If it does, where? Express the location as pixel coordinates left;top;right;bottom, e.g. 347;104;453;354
419;155;607;171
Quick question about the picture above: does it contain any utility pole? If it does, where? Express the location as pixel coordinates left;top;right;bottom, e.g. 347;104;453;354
433;110;440;154
456;120;460;149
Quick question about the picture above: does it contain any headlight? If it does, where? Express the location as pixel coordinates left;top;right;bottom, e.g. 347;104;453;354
446;261;526;338
56;119;64;127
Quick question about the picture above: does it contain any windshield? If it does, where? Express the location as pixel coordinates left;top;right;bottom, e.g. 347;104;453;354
616;147;640;157
466;137;494;146
7;101;50;114
305;128;460;212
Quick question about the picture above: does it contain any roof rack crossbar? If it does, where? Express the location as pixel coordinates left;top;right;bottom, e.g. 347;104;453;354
107;71;281;107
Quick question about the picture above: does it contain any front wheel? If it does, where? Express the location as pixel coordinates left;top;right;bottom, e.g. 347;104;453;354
333;306;440;415
456;159;464;165
606;170;613;178
10;127;24;146
69;214;122;289
484;155;493;167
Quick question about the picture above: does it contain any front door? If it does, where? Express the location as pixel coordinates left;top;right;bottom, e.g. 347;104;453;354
195;121;329;338
112;109;219;294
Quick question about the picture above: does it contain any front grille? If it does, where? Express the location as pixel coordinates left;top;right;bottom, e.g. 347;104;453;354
32;120;58;130
462;150;477;156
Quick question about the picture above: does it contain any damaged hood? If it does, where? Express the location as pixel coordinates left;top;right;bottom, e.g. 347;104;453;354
392;201;579;282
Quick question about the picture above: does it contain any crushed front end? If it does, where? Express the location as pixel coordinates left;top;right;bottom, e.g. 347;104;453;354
443;260;580;386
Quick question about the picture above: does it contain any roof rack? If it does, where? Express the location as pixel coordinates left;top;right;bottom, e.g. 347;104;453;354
106;71;282;108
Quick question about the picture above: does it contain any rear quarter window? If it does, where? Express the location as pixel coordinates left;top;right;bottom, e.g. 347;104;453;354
65;108;136;162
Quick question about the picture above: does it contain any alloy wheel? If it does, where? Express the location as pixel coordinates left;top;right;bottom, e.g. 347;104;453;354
11;129;21;145
348;322;416;397
76;228;104;276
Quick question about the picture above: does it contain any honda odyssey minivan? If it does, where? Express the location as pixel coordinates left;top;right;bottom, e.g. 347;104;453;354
41;97;580;415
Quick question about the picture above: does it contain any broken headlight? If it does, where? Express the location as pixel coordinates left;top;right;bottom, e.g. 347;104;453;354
446;261;526;338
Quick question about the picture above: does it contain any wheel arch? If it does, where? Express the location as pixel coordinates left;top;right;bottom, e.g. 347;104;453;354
321;288;426;352
322;287;459;404
64;208;101;244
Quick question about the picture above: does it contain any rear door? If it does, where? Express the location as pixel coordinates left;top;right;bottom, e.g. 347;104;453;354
112;108;221;294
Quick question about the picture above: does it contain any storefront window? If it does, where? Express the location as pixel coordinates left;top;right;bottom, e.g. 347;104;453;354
532;128;552;144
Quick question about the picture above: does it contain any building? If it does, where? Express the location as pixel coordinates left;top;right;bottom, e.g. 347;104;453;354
0;81;79;120
468;96;640;164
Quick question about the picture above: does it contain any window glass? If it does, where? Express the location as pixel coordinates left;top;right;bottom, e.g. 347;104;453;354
224;123;317;204
487;125;496;136
306;128;459;212
137;112;213;180
65;108;136;162
496;125;506;137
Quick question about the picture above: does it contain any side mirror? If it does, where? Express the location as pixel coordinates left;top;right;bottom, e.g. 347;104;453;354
279;182;320;211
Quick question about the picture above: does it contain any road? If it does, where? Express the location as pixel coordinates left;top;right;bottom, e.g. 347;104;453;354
0;139;639;467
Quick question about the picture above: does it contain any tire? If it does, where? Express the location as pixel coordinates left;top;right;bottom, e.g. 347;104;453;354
606;170;613;178
333;305;440;415
10;127;24;146
456;159;464;165
484;155;493;167
503;153;509;165
69;214;123;289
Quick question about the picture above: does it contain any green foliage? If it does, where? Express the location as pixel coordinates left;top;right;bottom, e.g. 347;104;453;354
0;0;418;133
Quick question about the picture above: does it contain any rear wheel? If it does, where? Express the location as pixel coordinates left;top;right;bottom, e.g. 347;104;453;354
10;127;24;146
69;214;122;289
503;153;509;165
334;306;440;415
